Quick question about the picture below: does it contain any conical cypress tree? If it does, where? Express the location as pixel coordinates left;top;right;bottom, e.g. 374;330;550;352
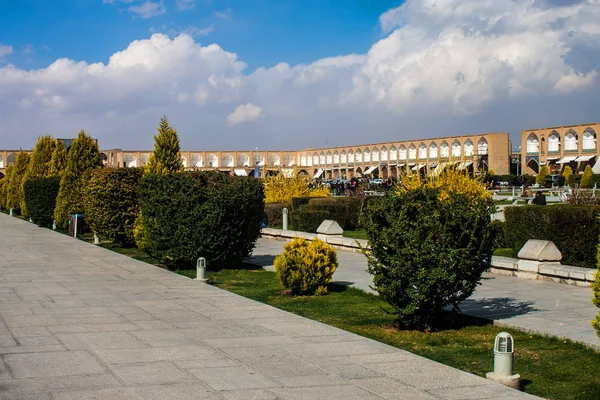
0;166;13;209
562;165;573;186
580;165;593;188
49;140;67;176
144;116;184;175
6;151;30;214
53;131;102;228
21;136;57;215
536;165;550;186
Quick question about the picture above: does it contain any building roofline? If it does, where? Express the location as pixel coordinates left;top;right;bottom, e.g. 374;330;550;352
522;123;600;132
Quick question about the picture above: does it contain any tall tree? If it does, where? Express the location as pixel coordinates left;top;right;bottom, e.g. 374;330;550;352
580;165;594;188
0;167;12;210
144;116;184;175
53;131;102;227
562;165;573;186
6;151;30;214
49;140;67;177
536;165;550;186
21;136;58;215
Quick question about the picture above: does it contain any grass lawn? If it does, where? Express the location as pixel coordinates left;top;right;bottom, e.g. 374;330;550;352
493;248;514;257
342;229;368;240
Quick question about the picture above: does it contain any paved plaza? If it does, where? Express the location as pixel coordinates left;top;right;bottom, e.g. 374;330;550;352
253;238;600;349
0;213;540;399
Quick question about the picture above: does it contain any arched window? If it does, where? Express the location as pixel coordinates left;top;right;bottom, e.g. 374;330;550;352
283;154;295;167
7;153;17;167
0;155;3;168
440;141;449;158
237;153;249;167
348;149;355;163
319;152;325;165
326;151;333;164
408;144;417;160
548;131;560;153
399;145;407;160
181;155;187;168
464;139;474;156
333;151;339;164
268;153;280;166
372;147;379;162
429;142;438;159
124;154;137;168
582;128;596;150
300;153;307;167
418;143;427;159
564;130;577;151
477;138;488;155
526;133;539;153
312;152;319;166
363;148;371;163
192;154;203;167
452;140;461;157
253;153;265;166
380;146;388;162
340;150;347;164
222;153;234;167
355;149;363;162
207;153;219;168
389;145;397;161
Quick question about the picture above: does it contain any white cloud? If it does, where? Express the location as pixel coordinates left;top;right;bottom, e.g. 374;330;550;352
177;0;195;11
128;1;166;19
1;0;600;150
0;44;13;58
227;103;263;125
213;10;230;19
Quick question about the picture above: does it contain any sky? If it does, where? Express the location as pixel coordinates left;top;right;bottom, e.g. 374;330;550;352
0;0;599;151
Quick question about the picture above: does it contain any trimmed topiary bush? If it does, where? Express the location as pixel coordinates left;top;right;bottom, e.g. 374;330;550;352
291;210;330;233
273;237;338;295
504;205;600;269
83;168;143;246
289;196;363;232
23;177;61;226
137;171;264;268
362;186;495;330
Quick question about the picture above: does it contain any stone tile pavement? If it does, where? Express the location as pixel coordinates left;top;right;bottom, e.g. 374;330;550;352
252;238;600;350
0;214;539;399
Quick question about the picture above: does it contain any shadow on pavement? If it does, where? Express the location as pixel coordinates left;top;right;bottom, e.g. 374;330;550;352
459;297;541;319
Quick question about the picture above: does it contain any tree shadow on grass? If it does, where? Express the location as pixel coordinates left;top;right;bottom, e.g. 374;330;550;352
458;297;541;320
248;254;276;267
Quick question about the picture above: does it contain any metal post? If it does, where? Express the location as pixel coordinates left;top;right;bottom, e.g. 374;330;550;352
196;257;208;282
9;208;13;216
94;232;100;245
73;215;78;238
52;220;57;230
282;208;289;231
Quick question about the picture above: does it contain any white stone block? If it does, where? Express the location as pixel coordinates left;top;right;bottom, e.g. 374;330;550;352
316;220;344;235
517;239;562;261
325;236;344;246
517;260;541;273
586;271;597;282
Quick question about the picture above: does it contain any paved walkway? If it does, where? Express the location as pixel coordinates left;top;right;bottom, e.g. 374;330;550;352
0;214;538;399
253;238;600;350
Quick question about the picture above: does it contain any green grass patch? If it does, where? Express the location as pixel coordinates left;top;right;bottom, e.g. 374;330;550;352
493;248;514;257
342;229;368;240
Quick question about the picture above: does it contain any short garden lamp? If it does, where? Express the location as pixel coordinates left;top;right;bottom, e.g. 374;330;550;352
486;332;520;390
196;257;208;282
282;207;289;231
9;208;14;216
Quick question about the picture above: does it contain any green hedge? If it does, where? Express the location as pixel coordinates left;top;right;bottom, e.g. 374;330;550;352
291;210;330;233
290;196;363;232
83;168;143;246
504;205;600;269
23;177;61;227
137;171;264;268
264;202;290;227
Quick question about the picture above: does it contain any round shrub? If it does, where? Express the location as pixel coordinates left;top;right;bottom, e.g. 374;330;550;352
274;238;338;295
362;186;495;331
23;177;61;227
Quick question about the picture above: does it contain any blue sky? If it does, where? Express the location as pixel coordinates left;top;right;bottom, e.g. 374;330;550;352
0;0;599;150
2;0;401;71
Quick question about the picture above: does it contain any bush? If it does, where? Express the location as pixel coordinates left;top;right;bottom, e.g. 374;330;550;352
303;197;363;230
490;220;507;249
504;205;600;268
6;151;30;215
83;168;143;246
536;166;550;186
581;165;593;188
264;175;330;204
362;186;495;330
137;171;264;268
264;202;290;227
23;177;61;226
290;210;330;233
273;237;338;295
593;245;600;337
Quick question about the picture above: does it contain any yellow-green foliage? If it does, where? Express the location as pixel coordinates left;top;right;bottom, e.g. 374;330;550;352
0;167;13;209
49;141;67;177
536;165;550;185
21;136;58;215
6;151;30;214
133;211;151;252
593;243;600;337
581;165;593;188
563;165;573;185
263;174;330;204
399;166;491;205
144;116;184;175
274;237;338;295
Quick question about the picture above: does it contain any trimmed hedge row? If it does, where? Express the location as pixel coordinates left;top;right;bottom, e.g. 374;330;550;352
504;205;600;269
23;176;61;227
138;171;264;268
83;168;143;246
290;196;363;233
264;202;290;227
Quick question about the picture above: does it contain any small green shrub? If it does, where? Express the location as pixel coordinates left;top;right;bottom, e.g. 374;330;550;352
83;168;143;246
504;205;600;268
264;202;291;227
23;177;61;226
362;186;495;330
291;210;330;233
273;237;338;295
581;165;593;188
137;171;264;268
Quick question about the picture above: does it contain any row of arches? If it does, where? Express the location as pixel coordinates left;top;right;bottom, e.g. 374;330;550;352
526;128;597;154
119;153;296;169
298;138;488;167
0;153;18;169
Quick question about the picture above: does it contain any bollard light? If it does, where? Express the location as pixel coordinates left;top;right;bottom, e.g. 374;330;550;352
94;232;100;245
196;257;208;282
282;207;289;231
9;208;14;216
52;220;57;230
486;332;520;390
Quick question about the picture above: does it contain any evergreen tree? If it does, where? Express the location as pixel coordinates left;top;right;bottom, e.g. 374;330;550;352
593;246;600;338
536;165;550;186
144;116;184;175
21;136;57;215
53;131;102;227
49;141;67;176
0;167;13;210
580;165;593;188
6;151;30;214
562;165;573;186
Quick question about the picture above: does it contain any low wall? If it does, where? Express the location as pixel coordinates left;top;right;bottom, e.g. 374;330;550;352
261;228;597;287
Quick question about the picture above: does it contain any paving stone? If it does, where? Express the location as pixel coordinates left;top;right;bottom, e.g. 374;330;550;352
4;351;105;378
109;361;196;385
268;384;385;400
56;332;146;350
94;345;223;364
187;366;281;391
0;374;120;394
51;384;220;400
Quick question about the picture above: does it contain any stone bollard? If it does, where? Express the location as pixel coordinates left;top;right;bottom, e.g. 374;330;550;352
516;239;562;280
282;208;289;231
316;220;344;243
